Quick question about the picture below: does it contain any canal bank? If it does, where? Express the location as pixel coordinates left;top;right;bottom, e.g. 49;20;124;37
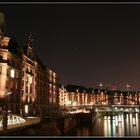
59;112;94;135
2;112;92;136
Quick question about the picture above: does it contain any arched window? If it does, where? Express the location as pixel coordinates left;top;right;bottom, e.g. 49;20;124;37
30;69;32;74
26;68;28;72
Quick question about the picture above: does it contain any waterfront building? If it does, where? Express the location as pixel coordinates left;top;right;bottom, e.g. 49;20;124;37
0;31;21;115
20;34;37;117
59;85;140;111
0;13;59;119
46;69;59;120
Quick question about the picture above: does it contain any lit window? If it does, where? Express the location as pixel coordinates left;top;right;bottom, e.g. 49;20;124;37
26;77;28;83
10;69;15;78
25;105;28;114
53;91;55;95
49;70;52;74
29;77;32;84
53;72;56;77
53;78;56;83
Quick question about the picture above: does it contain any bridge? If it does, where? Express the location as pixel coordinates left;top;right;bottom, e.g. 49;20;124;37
0;114;41;135
64;95;140;114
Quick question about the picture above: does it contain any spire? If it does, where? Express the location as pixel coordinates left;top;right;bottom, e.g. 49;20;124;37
61;84;64;89
27;33;33;47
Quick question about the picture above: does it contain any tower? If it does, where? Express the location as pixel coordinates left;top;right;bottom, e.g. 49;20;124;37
27;33;33;58
0;12;7;36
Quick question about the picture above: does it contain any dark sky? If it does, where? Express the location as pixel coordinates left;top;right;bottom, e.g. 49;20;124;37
1;4;140;91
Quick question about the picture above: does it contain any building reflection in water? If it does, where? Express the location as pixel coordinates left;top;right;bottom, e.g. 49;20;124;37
77;127;90;136
101;113;139;136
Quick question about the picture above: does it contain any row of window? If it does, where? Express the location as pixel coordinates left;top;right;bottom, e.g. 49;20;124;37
0;66;19;78
7;58;20;68
6;80;19;90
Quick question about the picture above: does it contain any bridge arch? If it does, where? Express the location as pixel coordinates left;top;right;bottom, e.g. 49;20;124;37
0;114;26;127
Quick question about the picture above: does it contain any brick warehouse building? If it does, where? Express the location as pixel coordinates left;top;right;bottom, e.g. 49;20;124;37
0;13;59;119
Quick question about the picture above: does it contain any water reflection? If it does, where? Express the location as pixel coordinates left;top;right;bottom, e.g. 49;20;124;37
94;112;139;136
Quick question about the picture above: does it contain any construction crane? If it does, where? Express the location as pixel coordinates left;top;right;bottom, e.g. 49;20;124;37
98;82;130;91
98;82;117;90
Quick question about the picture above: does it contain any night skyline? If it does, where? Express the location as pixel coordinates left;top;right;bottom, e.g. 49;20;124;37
0;3;140;90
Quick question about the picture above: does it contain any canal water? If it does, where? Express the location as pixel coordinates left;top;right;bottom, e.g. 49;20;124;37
65;112;140;137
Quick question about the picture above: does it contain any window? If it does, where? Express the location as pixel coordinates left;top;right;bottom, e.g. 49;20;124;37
12;60;15;66
53;78;56;83
26;86;28;93
26;77;28;83
22;71;24;76
0;55;2;61
16;63;19;67
6;69;9;76
25;105;28;114
49;76;52;82
7;58;10;64
6;79;8;89
16;71;18;78
22;80;24;87
10;81;13;89
0;65;2;74
22;89;24;96
29;77;32;84
10;69;15;78
16;82;18;90
30;85;32;93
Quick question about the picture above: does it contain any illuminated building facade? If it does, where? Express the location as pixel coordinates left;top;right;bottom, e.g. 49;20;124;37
59;85;140;110
20;34;37;117
46;69;59;119
0;32;21;115
0;13;59;118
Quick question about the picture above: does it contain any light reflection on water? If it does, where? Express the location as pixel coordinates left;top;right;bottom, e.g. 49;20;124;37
93;112;140;136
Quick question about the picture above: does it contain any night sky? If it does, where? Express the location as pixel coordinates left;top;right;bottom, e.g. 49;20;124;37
0;4;140;91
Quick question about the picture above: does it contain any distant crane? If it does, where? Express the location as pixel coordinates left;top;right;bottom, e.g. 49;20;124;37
98;82;130;91
98;82;117;90
126;84;130;91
